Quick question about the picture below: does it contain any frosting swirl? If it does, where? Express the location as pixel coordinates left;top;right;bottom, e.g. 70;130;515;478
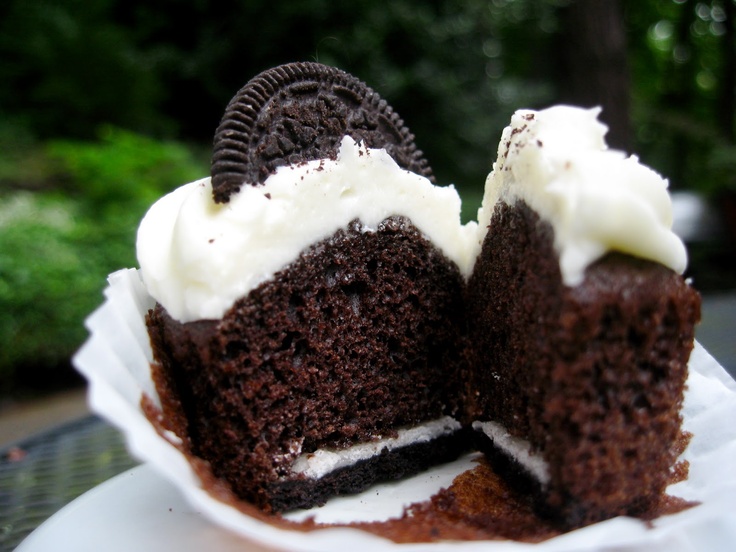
137;136;476;323
477;105;688;286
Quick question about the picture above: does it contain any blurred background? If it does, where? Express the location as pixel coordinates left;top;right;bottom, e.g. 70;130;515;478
1;0;735;400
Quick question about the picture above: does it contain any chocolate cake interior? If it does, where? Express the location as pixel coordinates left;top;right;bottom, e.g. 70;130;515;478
465;200;700;527
147;216;469;512
140;64;701;529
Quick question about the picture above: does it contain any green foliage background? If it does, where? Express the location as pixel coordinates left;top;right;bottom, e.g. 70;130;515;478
0;128;206;390
0;0;734;390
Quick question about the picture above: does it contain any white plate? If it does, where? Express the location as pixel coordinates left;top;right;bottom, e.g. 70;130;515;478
15;466;256;552
58;269;736;551
15;452;736;552
17;454;491;552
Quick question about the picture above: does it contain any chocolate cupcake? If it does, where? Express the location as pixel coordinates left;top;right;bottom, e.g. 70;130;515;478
137;62;475;512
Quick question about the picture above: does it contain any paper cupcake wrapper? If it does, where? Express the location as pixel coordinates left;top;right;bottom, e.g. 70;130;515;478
72;268;736;551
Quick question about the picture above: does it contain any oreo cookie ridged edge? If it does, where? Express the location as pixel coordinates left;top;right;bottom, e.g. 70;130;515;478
210;62;434;203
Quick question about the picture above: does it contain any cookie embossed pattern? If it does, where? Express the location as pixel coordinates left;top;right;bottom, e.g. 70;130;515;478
210;62;434;202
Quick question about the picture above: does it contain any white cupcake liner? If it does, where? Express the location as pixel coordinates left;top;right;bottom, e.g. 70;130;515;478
72;268;736;551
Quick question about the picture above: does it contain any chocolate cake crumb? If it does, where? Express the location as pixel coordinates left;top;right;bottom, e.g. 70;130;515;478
141;62;702;542
142;202;700;541
465;200;700;528
147;216;468;512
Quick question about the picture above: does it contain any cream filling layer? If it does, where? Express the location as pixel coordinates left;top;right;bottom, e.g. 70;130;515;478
472;420;550;485
137;136;477;323
291;416;462;480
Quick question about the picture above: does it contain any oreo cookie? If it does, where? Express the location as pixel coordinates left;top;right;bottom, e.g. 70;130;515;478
210;62;434;203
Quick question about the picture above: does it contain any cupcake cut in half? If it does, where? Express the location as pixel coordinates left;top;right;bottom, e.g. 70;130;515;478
136;63;701;528
465;106;700;527
138;62;476;513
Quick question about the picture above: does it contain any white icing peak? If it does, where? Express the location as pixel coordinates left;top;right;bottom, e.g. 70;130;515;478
477;105;688;286
136;136;477;323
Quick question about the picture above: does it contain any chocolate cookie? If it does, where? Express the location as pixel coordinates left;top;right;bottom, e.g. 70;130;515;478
210;62;433;203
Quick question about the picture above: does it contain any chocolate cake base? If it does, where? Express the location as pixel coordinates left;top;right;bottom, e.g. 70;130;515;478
146;201;700;524
465;200;701;528
147;216;469;512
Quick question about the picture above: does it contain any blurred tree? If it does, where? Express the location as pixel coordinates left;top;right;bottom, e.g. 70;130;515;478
0;0;172;139
0;0;570;193
718;0;735;142
2;0;736;390
625;0;736;195
0;129;206;390
558;0;632;150
3;0;734;193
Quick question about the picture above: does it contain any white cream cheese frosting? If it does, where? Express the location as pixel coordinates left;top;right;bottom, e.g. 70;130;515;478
137;106;689;323
137;136;478;323
476;105;688;287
